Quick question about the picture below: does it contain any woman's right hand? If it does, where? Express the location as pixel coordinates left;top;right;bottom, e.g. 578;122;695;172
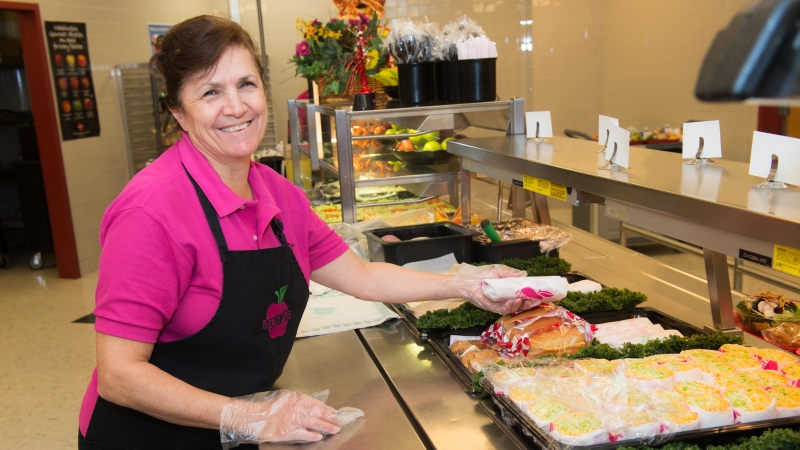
220;389;341;445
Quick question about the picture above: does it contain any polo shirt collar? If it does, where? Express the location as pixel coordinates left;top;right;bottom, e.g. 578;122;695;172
178;134;253;218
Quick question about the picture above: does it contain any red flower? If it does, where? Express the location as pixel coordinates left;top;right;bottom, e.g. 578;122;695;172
295;41;311;56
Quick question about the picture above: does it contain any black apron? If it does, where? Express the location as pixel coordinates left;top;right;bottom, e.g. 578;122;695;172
80;169;309;450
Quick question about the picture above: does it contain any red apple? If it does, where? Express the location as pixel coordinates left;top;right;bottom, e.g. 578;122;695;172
69;77;79;90
83;98;94;111
80;77;90;89
61;100;71;113
54;54;64;67
57;78;68;91
77;54;87;67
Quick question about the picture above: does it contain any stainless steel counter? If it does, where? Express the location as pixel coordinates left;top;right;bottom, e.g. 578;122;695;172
359;322;518;450
267;330;424;449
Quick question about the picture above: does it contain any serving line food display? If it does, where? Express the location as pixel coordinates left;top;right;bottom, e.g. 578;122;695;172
281;99;800;449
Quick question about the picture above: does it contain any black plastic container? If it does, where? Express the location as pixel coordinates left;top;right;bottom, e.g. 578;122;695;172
473;239;558;263
458;57;497;102
397;62;435;105
364;222;477;266
258;156;284;175
445;60;460;102
433;61;447;101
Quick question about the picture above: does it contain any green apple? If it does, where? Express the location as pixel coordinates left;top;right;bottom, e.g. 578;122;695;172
390;124;402;131
409;131;426;146
385;129;396;135
422;141;442;151
422;131;440;142
441;137;455;150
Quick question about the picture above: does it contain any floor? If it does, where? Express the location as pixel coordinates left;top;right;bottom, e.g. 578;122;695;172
1;177;798;448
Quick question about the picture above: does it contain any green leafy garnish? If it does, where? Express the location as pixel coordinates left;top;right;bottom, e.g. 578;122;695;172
553;287;647;314
415;302;501;331
618;427;800;450
474;256;572;276
563;333;744;361
472;371;486;394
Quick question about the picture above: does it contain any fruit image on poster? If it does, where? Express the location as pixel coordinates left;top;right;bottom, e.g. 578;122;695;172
45;21;100;141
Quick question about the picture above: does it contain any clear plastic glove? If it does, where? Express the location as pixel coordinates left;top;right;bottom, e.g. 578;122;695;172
435;263;529;314
220;389;342;447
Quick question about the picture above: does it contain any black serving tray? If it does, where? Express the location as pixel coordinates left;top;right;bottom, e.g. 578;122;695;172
473;307;800;449
427;307;706;397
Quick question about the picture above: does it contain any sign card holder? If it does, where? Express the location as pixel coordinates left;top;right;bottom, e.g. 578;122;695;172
683;121;722;165
526;111;553;142
599;126;630;171
749;131;800;190
598;115;619;153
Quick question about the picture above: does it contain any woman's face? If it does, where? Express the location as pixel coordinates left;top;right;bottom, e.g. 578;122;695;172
172;46;268;165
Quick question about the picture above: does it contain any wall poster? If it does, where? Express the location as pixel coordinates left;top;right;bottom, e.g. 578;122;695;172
45;21;100;141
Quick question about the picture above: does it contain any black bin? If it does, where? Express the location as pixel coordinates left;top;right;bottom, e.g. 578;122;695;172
364;222;477;265
259;156;284;175
472;239;559;264
398;62;435;105
458;57;497;102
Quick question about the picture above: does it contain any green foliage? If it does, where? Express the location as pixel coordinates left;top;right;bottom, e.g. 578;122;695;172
553;287;647;314
291;14;389;96
472;371;486;394
415;302;501;331
563;333;745;361
474;256;572;276
618;427;800;450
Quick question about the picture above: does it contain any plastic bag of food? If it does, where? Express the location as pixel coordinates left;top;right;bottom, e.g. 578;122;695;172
384;18;438;64
440;15;485;61
480;305;594;357
467;218;572;255
762;321;800;349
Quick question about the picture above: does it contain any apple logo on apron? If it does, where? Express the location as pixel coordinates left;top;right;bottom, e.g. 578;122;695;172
262;285;291;338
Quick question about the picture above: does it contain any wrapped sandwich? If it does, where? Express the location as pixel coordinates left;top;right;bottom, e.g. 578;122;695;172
754;348;798;371
658;361;703;383
527;395;572;430
683;394;734;428
549;412;609;445
723;385;776;423
480;305;594;358
767;386;800;418
782;363;800;387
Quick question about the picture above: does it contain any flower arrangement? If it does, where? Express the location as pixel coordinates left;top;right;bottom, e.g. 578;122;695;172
292;13;390;96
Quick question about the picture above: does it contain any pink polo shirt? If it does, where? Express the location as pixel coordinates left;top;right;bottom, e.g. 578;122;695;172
79;135;349;435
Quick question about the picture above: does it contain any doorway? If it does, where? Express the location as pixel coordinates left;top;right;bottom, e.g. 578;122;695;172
0;2;78;278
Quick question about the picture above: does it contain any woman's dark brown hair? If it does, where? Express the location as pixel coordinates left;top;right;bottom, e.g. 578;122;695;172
150;15;265;146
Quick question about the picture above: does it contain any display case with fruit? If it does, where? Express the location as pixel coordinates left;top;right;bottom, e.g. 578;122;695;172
288;98;525;223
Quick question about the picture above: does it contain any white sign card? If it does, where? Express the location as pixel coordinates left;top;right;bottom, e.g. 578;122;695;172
526;111;553;139
749;131;800;185
598;115;619;147
605;126;631;168
683;121;722;160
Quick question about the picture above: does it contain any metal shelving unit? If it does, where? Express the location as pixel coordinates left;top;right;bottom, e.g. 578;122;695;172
288;98;525;223
449;135;800;334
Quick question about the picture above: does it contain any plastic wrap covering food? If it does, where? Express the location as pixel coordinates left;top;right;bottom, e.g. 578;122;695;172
481;359;682;447
383;19;438;64
440;15;485;61
482;275;568;307
467;219;572;255
762;322;800;349
480;305;594;358
220;389;363;447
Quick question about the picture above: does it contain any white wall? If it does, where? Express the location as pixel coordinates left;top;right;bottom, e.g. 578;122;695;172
28;0;228;275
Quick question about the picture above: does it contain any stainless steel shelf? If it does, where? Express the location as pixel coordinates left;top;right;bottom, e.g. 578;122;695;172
449;135;800;331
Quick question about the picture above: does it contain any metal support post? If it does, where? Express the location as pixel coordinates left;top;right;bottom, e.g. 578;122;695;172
460;168;472;226
287;100;303;187
334;110;357;224
510;185;527;219
703;248;741;334
532;192;551;225
496;181;504;222
733;258;744;292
